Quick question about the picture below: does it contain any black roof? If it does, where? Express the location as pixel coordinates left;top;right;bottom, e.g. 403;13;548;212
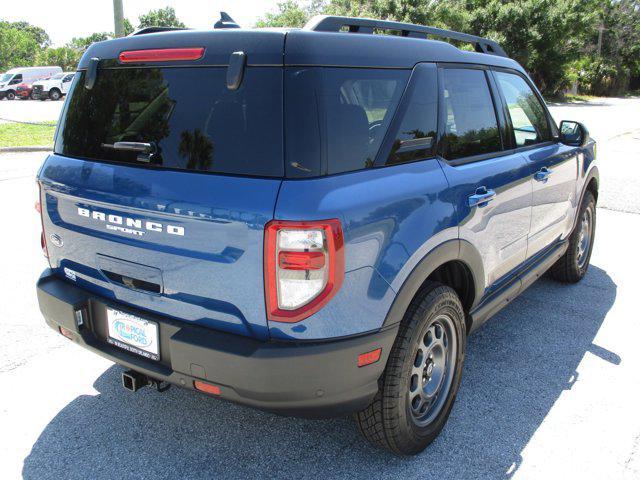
79;17;523;73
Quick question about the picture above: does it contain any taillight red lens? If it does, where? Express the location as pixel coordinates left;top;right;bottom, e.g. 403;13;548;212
264;219;344;323
278;251;326;270
119;47;205;63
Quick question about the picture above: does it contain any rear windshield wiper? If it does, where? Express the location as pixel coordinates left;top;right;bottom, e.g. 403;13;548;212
101;141;157;163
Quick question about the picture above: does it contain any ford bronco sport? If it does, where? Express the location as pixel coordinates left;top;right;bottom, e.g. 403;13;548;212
36;15;598;455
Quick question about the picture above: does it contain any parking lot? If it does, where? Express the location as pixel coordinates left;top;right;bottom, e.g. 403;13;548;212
1;98;639;479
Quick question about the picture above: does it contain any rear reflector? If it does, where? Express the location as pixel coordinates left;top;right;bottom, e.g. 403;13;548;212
193;380;221;395
358;348;382;367
59;326;74;340
119;47;205;63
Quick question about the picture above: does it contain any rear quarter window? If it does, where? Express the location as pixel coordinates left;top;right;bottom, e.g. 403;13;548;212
55;67;284;177
285;68;409;177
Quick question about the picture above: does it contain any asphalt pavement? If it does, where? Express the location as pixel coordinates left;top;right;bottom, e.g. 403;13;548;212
0;98;639;479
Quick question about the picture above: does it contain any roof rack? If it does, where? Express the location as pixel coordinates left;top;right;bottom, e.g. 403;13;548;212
303;15;507;58
131;26;188;36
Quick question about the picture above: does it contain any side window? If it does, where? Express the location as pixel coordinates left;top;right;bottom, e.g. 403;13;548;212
63;74;74;83
9;74;22;85
494;71;552;147
440;68;502;161
385;64;438;166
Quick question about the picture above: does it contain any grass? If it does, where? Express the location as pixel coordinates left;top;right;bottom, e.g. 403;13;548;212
545;93;603;103
0;122;56;148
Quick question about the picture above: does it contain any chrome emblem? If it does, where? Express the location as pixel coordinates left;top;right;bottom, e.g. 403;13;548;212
50;233;63;247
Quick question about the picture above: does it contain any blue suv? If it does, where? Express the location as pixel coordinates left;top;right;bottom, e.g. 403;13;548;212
36;15;598;454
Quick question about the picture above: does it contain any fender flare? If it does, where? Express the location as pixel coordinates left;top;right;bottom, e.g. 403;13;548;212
572;164;599;233
382;239;485;328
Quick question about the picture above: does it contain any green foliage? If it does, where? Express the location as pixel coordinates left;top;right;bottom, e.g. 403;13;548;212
0;23;39;70
123;18;135;36
256;1;327;27
137;7;186;29
35;46;82;71
2;20;50;48
68;32;112;51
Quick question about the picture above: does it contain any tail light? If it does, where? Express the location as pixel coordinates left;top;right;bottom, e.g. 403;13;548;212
36;183;48;260
264;219;344;323
119;48;205;63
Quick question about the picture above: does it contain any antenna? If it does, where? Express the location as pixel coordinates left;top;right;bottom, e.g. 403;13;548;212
214;12;240;29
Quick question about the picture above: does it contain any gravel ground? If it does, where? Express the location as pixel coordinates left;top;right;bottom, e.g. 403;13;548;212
0;98;639;479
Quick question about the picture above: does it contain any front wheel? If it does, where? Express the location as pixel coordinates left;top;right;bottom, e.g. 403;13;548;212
550;191;596;283
5;90;16;100
355;282;466;455
49;89;61;101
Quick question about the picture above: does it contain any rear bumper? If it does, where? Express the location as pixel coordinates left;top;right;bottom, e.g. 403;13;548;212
37;270;398;417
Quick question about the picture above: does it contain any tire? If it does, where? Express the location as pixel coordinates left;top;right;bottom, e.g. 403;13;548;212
355;282;466;455
30;91;37;100
49;89;61;101
550;190;596;283
6;90;15;100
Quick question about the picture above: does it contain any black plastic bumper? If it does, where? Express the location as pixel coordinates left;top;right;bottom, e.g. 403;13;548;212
36;270;398;417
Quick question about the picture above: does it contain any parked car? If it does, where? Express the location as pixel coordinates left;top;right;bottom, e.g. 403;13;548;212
31;72;75;100
15;83;36;100
0;66;62;100
35;15;598;455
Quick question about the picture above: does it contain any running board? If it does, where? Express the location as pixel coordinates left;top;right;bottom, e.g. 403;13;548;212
468;241;568;333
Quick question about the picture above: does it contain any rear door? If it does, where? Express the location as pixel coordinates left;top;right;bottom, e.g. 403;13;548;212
436;66;532;292
38;32;286;340
492;70;578;258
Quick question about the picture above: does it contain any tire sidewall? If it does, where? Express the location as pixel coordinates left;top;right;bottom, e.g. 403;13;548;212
49;89;61;100
6;90;15;100
386;287;466;452
574;192;596;277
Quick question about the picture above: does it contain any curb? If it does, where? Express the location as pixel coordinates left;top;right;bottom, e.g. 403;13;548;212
0;146;52;153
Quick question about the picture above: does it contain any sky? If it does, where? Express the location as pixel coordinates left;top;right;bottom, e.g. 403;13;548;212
2;0;284;47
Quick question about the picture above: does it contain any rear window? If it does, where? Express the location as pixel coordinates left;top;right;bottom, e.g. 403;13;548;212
285;68;409;177
55;67;283;177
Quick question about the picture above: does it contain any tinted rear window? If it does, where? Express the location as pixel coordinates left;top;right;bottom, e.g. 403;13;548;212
440;68;502;160
285;68;409;177
55;67;283;177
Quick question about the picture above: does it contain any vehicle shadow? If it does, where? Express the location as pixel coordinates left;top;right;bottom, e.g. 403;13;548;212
22;266;618;480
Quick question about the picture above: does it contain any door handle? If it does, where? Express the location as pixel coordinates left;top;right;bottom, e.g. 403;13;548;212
534;167;552;182
468;187;496;208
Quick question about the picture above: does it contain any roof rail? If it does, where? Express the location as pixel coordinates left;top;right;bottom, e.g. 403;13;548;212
130;26;188;36
303;15;507;58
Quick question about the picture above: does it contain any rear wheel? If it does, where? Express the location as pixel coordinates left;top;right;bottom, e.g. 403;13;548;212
30;91;37;100
355;282;466;455
49;89;61;101
550;191;596;283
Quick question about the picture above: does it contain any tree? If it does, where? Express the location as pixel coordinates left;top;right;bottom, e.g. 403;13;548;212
1;20;50;48
255;0;326;27
137;7;186;29
35;47;82;71
123;18;135;36
68;32;112;51
0;24;39;69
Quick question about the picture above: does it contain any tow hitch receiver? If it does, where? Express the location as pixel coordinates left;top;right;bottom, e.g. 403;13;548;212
122;370;170;393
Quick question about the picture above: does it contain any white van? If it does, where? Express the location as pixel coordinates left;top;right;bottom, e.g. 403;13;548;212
0;66;62;100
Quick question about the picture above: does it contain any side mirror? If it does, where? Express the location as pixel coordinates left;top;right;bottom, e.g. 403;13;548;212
559;120;590;147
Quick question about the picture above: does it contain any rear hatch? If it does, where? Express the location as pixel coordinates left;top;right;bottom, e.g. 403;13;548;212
38;30;285;340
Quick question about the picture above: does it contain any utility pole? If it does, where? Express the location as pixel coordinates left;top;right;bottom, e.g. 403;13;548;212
113;0;124;37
